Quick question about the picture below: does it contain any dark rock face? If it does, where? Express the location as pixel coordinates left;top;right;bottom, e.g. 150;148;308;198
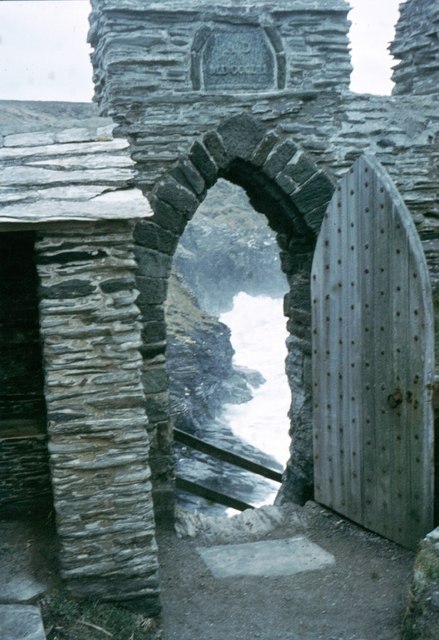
173;179;287;314
165;270;256;435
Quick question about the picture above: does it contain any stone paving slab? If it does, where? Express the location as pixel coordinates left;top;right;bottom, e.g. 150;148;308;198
0;522;46;603
0;604;46;640
197;535;336;579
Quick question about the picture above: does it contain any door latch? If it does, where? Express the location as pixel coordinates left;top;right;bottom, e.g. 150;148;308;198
387;389;403;409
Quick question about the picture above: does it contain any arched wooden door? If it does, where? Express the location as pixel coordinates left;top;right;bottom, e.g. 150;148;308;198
312;155;435;549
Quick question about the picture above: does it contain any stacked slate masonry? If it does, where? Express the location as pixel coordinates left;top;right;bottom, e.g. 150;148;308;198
0;117;160;612
0;0;437;620
89;0;439;517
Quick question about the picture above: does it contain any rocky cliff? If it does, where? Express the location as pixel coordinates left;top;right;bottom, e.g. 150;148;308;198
173;179;287;315
165;270;260;435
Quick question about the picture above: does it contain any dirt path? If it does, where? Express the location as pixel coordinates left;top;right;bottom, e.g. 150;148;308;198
157;503;414;640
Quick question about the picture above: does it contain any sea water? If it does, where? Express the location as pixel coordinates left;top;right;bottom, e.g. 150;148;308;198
175;292;291;512
220;292;291;471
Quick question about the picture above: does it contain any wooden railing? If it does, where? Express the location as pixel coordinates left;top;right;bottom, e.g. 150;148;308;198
174;428;283;511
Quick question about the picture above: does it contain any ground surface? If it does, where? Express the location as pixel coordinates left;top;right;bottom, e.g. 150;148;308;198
157;503;415;640
0;502;415;640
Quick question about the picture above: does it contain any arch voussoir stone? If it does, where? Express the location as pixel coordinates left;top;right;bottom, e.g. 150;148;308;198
262;139;299;179
170;158;206;198
149;195;188;236
202;131;229;170
154;175;200;221
134;220;179;256
188;140;218;188
250;131;281;167
291;171;336;232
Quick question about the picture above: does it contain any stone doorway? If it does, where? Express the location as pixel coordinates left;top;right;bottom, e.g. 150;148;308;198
0;231;51;509
133;114;336;521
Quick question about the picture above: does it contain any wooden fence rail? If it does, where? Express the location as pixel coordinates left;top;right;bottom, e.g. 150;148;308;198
173;427;283;511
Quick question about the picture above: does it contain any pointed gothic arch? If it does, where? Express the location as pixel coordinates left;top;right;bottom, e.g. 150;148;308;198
133;113;336;522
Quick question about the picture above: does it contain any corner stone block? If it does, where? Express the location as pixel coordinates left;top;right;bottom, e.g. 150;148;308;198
283;152;318;185
134;247;173;279
144;392;170;424
142;366;169;395
203;131;230;170
154;176;200;220
136;276;168;306
188;140;218;188
170;158;206;197
217;113;267;162
291;171;335;218
263;140;298;179
251;131;280;167
134;220;179;255
141;320;167;344
149;194;188;236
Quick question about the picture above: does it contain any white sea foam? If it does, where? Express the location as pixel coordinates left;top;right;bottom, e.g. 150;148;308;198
220;292;291;469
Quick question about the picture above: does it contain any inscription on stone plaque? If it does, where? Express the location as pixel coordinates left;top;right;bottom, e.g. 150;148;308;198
201;26;276;91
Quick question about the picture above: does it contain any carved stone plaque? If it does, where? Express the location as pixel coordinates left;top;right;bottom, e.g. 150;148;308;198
201;26;276;91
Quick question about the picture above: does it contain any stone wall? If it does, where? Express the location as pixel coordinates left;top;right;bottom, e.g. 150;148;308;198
35;220;159;612
391;0;439;97
89;0;439;516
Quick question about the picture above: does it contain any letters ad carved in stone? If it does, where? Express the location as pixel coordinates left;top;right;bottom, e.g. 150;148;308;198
201;26;277;91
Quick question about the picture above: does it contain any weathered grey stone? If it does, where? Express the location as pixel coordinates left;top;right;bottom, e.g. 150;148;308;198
217;113;267;162
154;176;200;219
135;247;173;279
188;141;218;188
142;367;169;394
0;523;46;603
41;279;96;299
198;536;335;579
4;131;55;147
201;25;277;91
263;140;298;178
391;0;439;96
250;131;280;167
291;171;335;216
402;527;439;639
136;275;169;305
203;131;229;170
0;605;46;640
134;220;179;255
171;158;206;197
149;195;188;235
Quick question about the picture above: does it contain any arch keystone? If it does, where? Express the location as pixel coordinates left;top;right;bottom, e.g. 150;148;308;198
217;113;267;161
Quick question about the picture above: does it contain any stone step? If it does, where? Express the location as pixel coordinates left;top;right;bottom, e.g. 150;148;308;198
0;604;46;640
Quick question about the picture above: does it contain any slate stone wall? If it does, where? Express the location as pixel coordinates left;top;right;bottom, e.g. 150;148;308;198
88;0;439;516
35;220;160;612
391;0;439;97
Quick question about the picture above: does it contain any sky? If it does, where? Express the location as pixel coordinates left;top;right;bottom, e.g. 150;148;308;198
0;0;404;102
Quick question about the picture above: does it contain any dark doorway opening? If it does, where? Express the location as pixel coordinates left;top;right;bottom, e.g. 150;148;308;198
0;231;50;509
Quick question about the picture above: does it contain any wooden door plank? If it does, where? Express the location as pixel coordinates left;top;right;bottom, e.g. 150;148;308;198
312;154;435;549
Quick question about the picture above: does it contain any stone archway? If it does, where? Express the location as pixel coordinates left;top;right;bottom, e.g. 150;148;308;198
133;113;335;523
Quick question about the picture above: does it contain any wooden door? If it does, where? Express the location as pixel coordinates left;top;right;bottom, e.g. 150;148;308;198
312;155;435;549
